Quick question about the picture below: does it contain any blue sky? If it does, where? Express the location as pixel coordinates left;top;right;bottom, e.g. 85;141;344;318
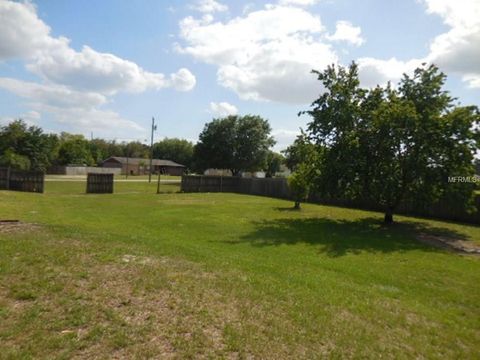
1;0;479;151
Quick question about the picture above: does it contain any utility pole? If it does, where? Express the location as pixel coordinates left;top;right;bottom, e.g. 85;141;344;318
148;117;157;183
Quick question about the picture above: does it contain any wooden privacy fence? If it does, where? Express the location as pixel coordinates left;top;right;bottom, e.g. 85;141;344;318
181;175;240;193
181;175;480;225
0;167;44;193
181;176;290;197
86;173;114;194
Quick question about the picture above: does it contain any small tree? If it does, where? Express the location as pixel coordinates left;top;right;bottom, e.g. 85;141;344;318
282;131;315;172
288;163;312;209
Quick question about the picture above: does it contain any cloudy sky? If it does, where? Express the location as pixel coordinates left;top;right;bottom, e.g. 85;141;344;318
0;0;479;150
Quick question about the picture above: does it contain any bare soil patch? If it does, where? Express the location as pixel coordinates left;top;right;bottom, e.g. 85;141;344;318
0;221;40;234
417;233;480;255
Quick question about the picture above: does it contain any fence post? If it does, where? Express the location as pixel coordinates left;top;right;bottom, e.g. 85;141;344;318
5;166;10;190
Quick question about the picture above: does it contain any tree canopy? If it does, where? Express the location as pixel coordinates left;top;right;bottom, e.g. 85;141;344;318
282;132;316;172
0;120;58;171
194;115;275;176
299;62;480;223
264;151;284;178
57;133;94;166
153;138;194;169
0;119;194;172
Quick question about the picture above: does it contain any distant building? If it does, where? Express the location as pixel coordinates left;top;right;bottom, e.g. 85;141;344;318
203;169;233;176
48;165;121;176
202;169;268;178
102;157;185;176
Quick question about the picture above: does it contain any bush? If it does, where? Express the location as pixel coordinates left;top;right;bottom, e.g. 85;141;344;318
288;163;311;209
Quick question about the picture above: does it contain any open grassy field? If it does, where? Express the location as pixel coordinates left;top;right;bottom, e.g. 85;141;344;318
0;181;479;358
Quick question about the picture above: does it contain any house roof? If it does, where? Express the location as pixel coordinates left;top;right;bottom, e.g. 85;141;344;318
102;157;185;167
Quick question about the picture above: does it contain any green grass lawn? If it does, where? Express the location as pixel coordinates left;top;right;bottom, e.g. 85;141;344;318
0;182;479;358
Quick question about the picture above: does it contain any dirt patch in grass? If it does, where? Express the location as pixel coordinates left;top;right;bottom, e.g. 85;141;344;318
0;221;41;235
417;233;480;255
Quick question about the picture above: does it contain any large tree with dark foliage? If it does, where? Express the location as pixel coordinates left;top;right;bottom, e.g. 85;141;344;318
57;133;94;166
194;115;275;176
301;63;480;224
0;120;58;171
153;138;194;169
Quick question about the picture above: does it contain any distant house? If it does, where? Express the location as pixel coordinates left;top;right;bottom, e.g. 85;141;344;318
102;157;185;176
203;169;233;176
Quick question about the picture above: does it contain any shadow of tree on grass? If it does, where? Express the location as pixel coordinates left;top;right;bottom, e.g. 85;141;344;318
229;216;469;257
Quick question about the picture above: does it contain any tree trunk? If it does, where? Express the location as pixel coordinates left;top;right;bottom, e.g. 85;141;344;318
294;201;301;210
384;207;394;224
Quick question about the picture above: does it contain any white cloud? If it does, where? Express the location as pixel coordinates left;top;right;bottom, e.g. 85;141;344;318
421;0;480;88
327;21;365;46
169;68;197;91
190;0;228;13
463;74;480;89
0;0;63;60
0;1;195;96
209;102;238;117
355;0;480;89
272;129;301;151
0;0;195;137
178;5;337;103
278;0;321;6
422;0;479;29
0;110;41;127
38;105;145;136
0;77;107;108
0;77;143;135
26;45;170;95
357;57;423;88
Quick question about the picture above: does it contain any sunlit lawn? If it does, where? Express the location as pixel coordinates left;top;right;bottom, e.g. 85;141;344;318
0;181;479;358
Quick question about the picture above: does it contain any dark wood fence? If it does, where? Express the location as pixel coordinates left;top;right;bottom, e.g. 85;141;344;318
181;175;480;225
181;175;240;193
238;177;290;199
181;176;290;196
86;173;114;194
309;194;480;225
0;167;44;193
0;168;7;190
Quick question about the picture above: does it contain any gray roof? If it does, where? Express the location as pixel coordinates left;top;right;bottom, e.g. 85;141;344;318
103;157;185;167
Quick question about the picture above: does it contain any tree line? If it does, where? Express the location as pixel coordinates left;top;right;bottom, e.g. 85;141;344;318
0;116;285;176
